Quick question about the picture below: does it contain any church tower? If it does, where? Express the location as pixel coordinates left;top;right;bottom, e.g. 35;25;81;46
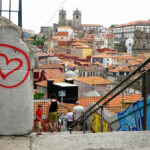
58;8;66;26
73;8;81;30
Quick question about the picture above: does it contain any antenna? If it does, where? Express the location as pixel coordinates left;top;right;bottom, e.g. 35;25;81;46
0;0;22;28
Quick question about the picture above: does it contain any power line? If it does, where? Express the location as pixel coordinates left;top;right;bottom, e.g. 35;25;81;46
45;0;66;26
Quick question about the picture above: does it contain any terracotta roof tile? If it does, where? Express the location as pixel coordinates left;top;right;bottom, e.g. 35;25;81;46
43;69;64;79
34;101;75;116
34;94;142;116
75;76;112;85
115;20;150;28
78;94;141;113
92;54;113;58
38;63;64;69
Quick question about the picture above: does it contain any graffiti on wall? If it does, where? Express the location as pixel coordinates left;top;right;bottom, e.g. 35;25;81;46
91;112;109;133
0;44;30;88
117;98;150;131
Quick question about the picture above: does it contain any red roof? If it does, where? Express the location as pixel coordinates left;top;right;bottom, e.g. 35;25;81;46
43;69;64;80
34;94;141;116
115;20;150;28
38;63;64;69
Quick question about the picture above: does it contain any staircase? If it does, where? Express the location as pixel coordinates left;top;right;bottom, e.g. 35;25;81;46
70;58;150;132
1;131;150;150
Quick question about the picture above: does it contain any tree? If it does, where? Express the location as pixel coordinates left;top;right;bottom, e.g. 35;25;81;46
32;36;45;46
109;24;117;28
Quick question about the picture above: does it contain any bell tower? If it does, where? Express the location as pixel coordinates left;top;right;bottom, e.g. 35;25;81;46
73;8;81;30
58;8;66;26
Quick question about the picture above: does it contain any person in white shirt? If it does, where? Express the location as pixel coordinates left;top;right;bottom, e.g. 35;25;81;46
73;101;84;131
65;107;73;130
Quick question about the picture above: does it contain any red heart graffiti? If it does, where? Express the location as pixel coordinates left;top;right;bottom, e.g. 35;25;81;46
0;53;23;80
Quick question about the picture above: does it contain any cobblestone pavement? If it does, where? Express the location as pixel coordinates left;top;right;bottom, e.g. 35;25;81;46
0;131;150;150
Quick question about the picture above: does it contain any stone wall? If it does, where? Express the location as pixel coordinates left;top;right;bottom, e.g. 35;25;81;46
0;16;34;135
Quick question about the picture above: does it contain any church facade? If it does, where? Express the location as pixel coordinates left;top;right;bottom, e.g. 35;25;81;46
54;8;82;31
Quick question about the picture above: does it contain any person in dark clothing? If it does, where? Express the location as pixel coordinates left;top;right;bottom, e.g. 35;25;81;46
47;93;59;132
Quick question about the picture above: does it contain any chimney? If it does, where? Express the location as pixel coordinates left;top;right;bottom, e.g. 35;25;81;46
47;79;54;98
64;78;74;84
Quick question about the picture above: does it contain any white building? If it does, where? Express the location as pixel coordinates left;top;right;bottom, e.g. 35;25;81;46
57;26;74;39
113;20;150;39
91;54;114;68
81;24;103;34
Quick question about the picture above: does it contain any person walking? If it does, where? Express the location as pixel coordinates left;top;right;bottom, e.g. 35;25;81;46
66;107;73;130
36;104;43;135
47;93;59;132
73;101;84;131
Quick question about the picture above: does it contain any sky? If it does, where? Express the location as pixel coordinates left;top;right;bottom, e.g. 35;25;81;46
1;0;150;33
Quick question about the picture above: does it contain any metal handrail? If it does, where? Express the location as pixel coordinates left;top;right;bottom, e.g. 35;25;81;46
69;58;150;133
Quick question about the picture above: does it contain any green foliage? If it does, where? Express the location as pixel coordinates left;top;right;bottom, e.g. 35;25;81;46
31;35;37;40
109;24;117;28
34;93;45;100
32;36;45;46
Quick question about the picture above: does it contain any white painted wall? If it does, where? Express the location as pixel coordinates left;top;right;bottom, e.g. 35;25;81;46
57;27;74;38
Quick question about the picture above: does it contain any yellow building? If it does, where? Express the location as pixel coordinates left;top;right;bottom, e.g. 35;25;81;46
71;42;93;59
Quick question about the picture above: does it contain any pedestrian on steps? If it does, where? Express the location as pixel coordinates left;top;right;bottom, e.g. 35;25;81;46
47;93;59;132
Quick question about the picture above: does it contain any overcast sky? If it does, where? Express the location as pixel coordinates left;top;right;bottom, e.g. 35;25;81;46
1;0;150;33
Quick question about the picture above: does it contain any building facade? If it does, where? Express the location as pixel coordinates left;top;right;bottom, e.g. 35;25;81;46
113;20;150;51
57;8;81;31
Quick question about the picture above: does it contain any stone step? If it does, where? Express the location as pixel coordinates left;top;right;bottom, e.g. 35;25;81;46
1;131;150;150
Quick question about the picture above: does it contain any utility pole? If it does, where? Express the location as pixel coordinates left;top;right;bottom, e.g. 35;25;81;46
9;0;11;20
18;0;22;27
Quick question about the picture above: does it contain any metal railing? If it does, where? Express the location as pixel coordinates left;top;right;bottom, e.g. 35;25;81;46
69;58;150;133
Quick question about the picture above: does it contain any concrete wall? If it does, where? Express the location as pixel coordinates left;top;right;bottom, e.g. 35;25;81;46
0;17;33;135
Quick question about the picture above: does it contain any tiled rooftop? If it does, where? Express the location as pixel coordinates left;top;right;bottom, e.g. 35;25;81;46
75;76;112;85
43;69;64;79
34;101;75;116
115;20;150;28
38;63;64;69
92;54;113;58
34;94;142;117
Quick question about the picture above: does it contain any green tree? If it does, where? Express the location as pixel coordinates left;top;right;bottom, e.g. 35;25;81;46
109;24;117;28
32;36;45;46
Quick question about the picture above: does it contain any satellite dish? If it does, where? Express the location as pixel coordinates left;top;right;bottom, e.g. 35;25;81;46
125;38;134;53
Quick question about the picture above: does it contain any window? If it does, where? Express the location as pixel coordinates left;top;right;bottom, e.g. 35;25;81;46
113;73;116;76
119;72;124;76
83;72;85;77
87;72;89;77
76;15;78;19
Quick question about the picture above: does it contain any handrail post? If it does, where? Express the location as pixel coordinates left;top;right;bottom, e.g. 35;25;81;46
83;113;86;134
142;72;148;130
101;105;104;132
